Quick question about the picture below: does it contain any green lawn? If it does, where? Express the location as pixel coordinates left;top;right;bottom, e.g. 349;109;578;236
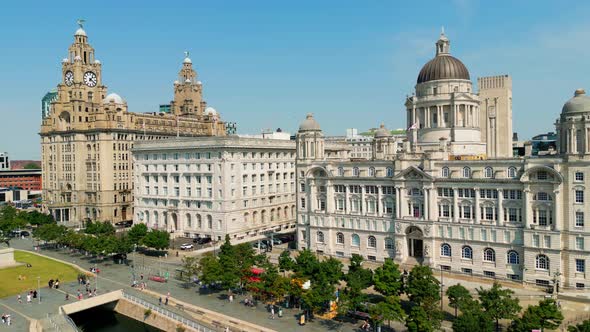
0;250;79;298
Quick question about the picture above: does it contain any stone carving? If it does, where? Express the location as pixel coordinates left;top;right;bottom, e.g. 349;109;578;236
424;225;430;236
395;241;401;254
424;244;430;257
395;222;401;234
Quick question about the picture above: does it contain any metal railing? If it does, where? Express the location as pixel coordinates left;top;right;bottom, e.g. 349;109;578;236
122;292;214;332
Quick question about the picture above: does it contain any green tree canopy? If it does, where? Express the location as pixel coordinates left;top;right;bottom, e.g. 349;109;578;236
373;259;403;297
452;305;494;332
508;299;563;332
198;253;222;285
293;249;320;278
181;256;200;280
141;230;170;250
406;265;440;306
446;284;472;317
370;295;406;328
406;305;436;332
278;250;295;272
84;220;115;235
477;282;522;332
217;235;239;290
568;319;590;332
127;223;148;245
23;162;40;169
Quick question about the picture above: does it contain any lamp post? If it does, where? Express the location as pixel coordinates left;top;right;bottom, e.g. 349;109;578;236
37;276;41;303
95;263;98;293
440;266;444;311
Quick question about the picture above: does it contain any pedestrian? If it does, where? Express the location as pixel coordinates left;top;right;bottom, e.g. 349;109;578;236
140;274;144;281
159;297;162;306
270;306;275;319
93;289;97;297
17;294;22;304
5;314;10;326
33;290;37;299
164;253;168;259
65;293;70;301
55;280;60;289
278;308;283;318
229;294;233;303
165;297;169;305
26;293;31;303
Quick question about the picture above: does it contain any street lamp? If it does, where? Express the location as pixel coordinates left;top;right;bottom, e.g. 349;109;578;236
552;271;562;295
95;263;98;293
37;276;41;303
440;266;444;311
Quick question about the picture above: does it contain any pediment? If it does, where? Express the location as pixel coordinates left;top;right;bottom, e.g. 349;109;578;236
393;165;433;181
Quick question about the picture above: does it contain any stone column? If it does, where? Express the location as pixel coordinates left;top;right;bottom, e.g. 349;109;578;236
395;187;402;219
377;185;383;217
345;185;350;214
553;189;561;231
452;187;459;222
325;181;333;213
424;189;429;220
360;185;365;215
523;189;531;229
497;189;504;226
474;188;480;224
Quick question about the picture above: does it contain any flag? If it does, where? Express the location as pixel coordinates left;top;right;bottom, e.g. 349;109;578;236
408;122;418;130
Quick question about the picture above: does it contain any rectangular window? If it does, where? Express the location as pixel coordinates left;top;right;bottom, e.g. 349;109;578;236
538;210;548;226
576;237;584;250
533;234;540;247
575;172;584;181
461;268;472;275
576;211;585;227
576;190;584;203
576;283;585;289
463;206;471;219
459;228;465;239
509;208;518;222
481;229;487;241
576;259;586;273
484;271;496;278
544;235;551;248
300;198;306;209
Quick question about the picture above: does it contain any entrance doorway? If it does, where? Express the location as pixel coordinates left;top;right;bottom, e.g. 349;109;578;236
406;226;424;258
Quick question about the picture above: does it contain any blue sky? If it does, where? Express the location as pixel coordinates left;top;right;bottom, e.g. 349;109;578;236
1;0;590;159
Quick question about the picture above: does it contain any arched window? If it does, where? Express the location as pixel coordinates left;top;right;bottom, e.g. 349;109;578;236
484;167;494;178
353;167;360;177
317;231;325;243
483;248;496;262
369;167;376;177
186;213;192;228
207;215;213;229
536;254;549;270
441;166;450;178
409;188;423;196
463;167;471;178
507;167;517;178
385;237;394;250
507;251;519;265
462;246;473;259
351;234;360;247
336;232;344;244
368;236;377;248
441;243;452;257
386;167;394;177
197;214;202;228
338;167;344;176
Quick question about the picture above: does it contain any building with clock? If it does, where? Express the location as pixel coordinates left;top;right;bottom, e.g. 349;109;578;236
296;31;590;291
40;23;226;226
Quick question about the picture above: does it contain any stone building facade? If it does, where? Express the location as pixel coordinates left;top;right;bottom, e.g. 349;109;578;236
132;136;297;240
40;24;225;225
296;32;590;291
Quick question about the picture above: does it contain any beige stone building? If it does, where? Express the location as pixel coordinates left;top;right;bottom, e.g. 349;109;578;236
40;24;225;225
297;31;590;291
132;136;297;240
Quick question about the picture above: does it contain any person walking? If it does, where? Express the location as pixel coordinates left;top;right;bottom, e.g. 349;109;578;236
270;306;275;320
26;293;31;303
17;294;22;304
158;297;162;306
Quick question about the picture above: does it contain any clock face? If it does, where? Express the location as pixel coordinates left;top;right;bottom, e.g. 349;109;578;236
64;71;74;86
83;71;97;87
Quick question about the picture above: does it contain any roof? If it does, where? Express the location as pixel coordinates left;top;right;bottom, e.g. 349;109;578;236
417;55;470;84
298;113;321;131
562;89;590;114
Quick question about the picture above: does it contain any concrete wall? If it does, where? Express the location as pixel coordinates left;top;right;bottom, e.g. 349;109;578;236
114;298;194;332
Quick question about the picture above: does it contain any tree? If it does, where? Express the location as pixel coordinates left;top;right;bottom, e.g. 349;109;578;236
141;230;169;251
301;276;335;314
373;259;404;297
568;319;590;332
217;235;239;290
318;257;343;285
370;295;406;328
508;299;563;332
198;253;222;285
0;205;26;233
127;223;148;245
344;255;373;311
293;249;320;278
446;284;472;317
181;256;200;280
85;221;115;235
278;250;295;272
406;265;440;306
406;306;436;332
453;306;494;332
22;210;53;226
477;282;522;332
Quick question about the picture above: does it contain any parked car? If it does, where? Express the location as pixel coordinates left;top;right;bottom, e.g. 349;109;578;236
180;243;194;250
193;237;212;245
115;220;133;227
278;234;294;243
10;230;29;237
251;241;268;250
271;238;282;245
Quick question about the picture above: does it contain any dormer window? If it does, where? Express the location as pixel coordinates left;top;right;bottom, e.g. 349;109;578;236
441;167;450;178
484;167;493;178
462;167;471;178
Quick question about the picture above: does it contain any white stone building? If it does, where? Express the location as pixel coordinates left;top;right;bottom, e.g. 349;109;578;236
296;31;590;291
132;136;297;241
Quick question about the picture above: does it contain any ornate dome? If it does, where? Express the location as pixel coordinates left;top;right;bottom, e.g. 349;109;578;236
299;113;321;132
102;93;125;105
374;124;392;138
562;89;590;114
416;31;470;84
75;28;87;37
204;107;217;116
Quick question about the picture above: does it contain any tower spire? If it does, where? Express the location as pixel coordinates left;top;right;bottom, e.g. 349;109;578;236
436;27;450;56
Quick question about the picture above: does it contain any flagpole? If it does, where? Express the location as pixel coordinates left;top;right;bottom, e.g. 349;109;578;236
176;115;180;138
